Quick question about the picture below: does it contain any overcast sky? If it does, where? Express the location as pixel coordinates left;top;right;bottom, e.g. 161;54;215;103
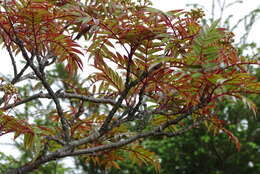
151;0;260;44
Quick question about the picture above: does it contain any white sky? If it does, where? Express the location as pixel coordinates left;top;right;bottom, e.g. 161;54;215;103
0;0;260;170
151;0;260;44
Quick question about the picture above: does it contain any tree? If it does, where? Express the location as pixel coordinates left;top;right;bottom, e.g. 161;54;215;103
106;99;260;174
92;1;260;174
0;0;260;173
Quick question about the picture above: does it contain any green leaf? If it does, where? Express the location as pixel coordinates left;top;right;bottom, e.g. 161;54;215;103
191;72;203;78
187;65;203;69
148;48;161;55
32;0;46;2
24;133;35;150
204;63;217;69
192;20;222;60
241;96;257;117
145;7;163;14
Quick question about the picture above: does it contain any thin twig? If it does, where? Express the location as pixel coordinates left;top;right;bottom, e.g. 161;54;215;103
6;44;17;77
1;92;121;110
11;62;30;84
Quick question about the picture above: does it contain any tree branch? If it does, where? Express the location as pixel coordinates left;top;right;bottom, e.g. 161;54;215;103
1;92;121;110
13;38;70;142
70;94;208;147
99;63;162;134
155;119;203;137
6;44;17;77
5;93;208;174
11;62;30;84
